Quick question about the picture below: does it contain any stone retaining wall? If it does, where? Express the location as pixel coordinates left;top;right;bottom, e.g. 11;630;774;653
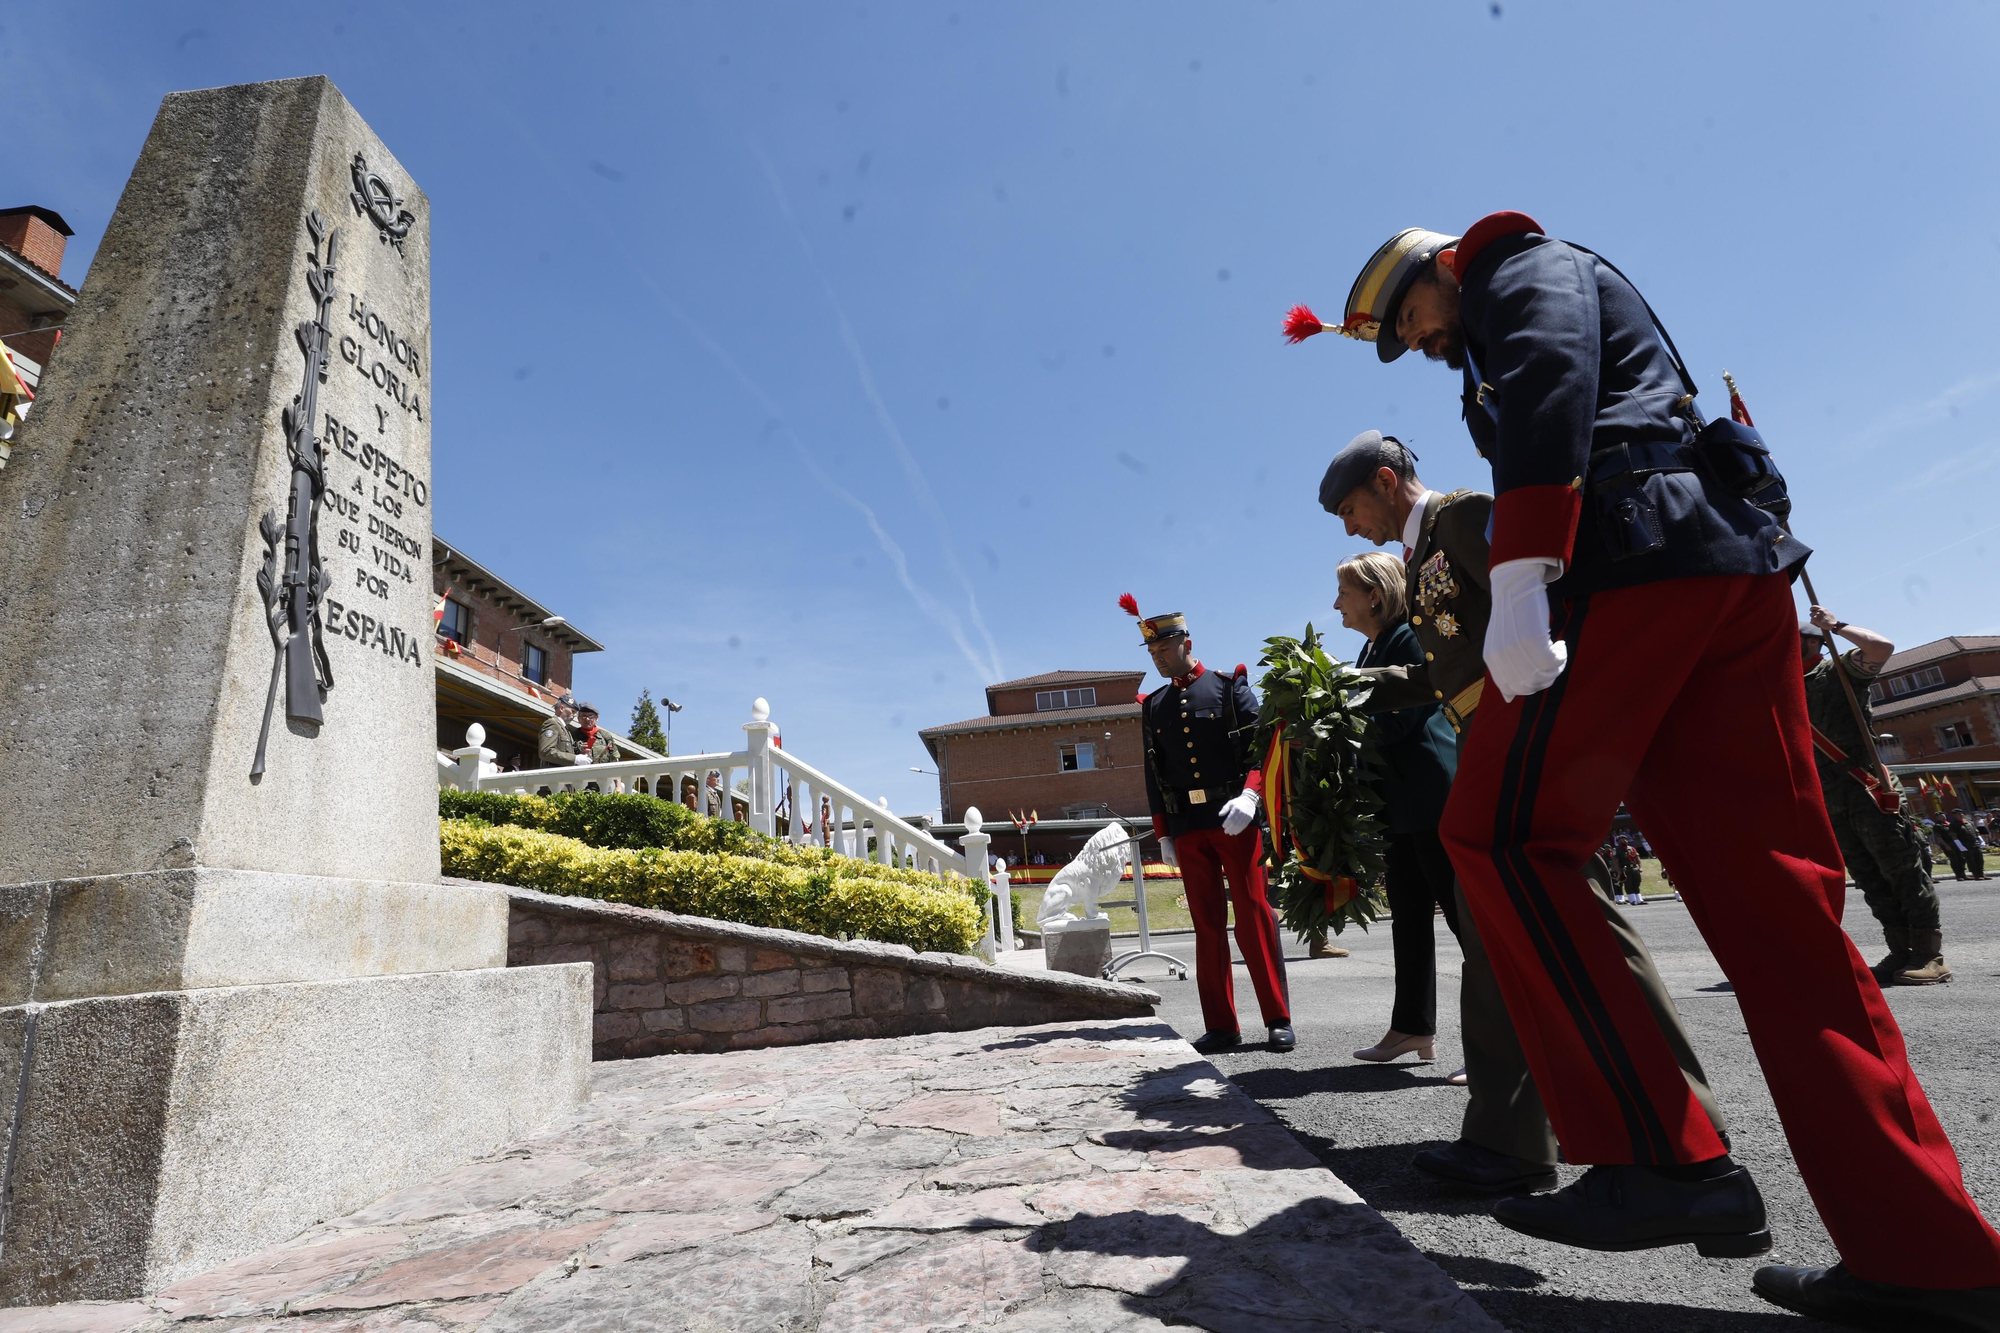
478;881;1160;1059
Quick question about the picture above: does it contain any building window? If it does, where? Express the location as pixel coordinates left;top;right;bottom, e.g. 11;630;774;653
1937;720;1976;750
523;643;548;684
1036;687;1098;711
1891;666;1945;697
438;597;472;645
1059;742;1096;772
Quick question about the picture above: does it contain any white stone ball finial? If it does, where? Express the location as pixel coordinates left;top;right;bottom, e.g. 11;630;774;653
751;697;771;722
963;806;984;834
465;722;487;747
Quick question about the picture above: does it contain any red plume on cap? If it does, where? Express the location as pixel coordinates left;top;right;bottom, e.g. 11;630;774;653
1282;304;1326;345
1118;593;1141;618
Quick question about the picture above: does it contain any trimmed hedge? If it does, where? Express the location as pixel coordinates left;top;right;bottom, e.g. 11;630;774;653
438;790;969;893
442;820;983;956
438;789;989;954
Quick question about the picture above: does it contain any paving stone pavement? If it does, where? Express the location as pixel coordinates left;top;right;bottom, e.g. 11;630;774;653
9;1019;1498;1333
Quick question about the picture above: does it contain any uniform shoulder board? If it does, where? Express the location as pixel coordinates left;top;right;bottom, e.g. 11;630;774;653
1141;682;1171;705
1233;663;1248;678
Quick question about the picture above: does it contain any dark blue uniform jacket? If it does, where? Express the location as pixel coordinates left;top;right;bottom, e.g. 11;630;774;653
1356;622;1459;834
1454;215;1810;599
1143;664;1261;838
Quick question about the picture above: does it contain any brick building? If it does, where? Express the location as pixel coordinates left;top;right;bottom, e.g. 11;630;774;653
0;205;77;471
1870;637;2000;808
433;537;658;769
919;669;1152;863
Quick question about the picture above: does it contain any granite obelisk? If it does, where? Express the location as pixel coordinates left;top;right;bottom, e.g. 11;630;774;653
0;77;590;1304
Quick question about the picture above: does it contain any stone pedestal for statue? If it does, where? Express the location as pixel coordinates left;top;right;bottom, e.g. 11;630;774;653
0;77;590;1304
1043;919;1114;978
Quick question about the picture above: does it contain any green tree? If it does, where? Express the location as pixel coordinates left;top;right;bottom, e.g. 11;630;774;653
629;689;668;755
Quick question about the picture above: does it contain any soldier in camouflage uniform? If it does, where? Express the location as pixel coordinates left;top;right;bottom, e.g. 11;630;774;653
1801;607;1947;985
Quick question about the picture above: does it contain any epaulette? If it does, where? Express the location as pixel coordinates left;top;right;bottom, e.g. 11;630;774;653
1233;663;1248;678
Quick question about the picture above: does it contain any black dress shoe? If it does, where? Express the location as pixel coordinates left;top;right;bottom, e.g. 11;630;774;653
1412;1139;1558;1194
1491;1162;1771;1258
1754;1262;2000;1332
1191;1030;1241;1055
1267;1024;1296;1051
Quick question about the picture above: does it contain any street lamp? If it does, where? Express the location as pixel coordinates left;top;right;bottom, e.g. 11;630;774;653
909;766;938;775
494;615;565;684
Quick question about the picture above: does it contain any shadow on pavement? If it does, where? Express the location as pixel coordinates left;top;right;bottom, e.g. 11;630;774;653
1229;1061;1460;1098
1467;1288;1840;1331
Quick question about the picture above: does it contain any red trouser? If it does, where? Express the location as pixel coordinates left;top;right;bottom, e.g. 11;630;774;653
1176;825;1291;1034
1441;572;2000;1288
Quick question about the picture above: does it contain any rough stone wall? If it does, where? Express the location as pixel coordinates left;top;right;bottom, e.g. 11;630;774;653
496;884;1158;1058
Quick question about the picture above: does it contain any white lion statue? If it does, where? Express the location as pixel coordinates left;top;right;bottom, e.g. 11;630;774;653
1037;822;1136;932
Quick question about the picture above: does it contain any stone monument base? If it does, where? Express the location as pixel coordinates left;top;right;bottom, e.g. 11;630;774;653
0;868;510;1004
0;962;593;1305
1043;919;1113;978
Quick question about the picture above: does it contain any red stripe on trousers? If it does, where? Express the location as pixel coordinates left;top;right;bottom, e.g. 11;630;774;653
1175;825;1291;1034
1441;571;2000;1288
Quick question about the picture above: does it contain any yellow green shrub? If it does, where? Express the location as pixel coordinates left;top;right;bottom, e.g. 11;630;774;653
441;820;982;956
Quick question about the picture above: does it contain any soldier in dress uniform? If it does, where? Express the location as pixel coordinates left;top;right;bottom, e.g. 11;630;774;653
1312;211;2000;1328
1800;608;1950;984
1124;596;1294;1053
1320;429;1725;1196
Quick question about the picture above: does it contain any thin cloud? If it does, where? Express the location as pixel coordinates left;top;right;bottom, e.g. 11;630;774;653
749;145;1004;682
483;105;1004;684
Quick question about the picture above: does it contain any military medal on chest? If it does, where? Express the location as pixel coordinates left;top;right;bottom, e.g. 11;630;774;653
1416;552;1460;635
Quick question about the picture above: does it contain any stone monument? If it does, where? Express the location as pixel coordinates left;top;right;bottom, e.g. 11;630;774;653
0;77;591;1304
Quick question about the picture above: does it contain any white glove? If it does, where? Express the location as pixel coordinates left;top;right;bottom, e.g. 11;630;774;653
1159;836;1178;868
1220;789;1260;836
1484;557;1568;702
573;754;593;766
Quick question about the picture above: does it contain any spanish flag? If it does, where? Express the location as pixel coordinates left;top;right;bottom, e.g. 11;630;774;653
0;342;32;430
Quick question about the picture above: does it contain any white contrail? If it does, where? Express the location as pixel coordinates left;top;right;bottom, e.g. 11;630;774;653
481;102;1003;682
748;145;1005;681
649;293;1004;682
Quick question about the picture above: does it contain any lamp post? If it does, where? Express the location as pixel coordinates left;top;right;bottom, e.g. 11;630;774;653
496;615;566;686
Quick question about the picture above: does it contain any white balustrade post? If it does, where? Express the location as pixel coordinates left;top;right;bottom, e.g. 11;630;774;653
961;806;996;961
451;722;496;791
742;698;777;836
994;868;1015;951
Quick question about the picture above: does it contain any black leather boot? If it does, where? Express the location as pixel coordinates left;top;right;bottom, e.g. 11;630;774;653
1754;1262;2000;1331
1191;1030;1241;1055
1491;1161;1770;1257
1413;1139;1558;1194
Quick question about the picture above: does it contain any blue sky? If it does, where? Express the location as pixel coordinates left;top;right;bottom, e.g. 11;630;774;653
17;2;2000;816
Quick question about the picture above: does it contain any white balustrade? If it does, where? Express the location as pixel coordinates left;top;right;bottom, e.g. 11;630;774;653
460;700;987;891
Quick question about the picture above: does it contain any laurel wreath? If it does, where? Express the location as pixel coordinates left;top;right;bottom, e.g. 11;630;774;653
1252;626;1389;938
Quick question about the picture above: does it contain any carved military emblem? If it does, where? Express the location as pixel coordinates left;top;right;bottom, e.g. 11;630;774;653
350;152;415;253
1416;551;1459;619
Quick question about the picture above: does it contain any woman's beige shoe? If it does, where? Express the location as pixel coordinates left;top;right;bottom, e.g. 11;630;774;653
1353;1030;1436;1063
1445;1067;1469;1086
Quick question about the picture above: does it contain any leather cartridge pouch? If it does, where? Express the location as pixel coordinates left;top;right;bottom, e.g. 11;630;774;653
1691;417;1791;519
1587;440;1691;561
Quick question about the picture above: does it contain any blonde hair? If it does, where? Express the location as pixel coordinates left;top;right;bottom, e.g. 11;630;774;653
1336;551;1408;624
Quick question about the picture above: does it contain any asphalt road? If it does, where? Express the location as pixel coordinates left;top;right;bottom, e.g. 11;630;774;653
1128;880;2000;1332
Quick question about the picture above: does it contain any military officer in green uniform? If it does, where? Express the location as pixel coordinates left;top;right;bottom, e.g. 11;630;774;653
1800;607;1948;984
1320;429;1726;1192
538;694;581;769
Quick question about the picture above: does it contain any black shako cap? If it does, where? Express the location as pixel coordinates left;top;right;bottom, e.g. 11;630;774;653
1318;430;1413;514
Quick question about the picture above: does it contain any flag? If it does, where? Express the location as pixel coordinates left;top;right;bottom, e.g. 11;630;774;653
0;342;31;430
1722;370;1754;427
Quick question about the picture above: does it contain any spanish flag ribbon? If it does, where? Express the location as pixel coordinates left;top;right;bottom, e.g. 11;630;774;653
1263;731;1343;905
